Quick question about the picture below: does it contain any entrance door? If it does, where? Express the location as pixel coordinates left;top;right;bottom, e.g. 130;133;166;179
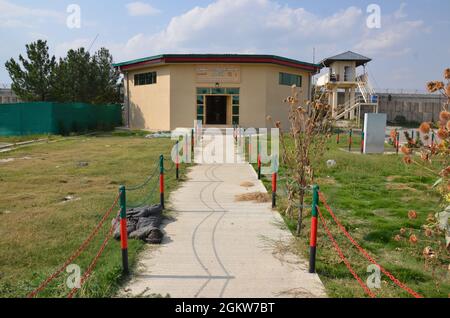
206;96;227;125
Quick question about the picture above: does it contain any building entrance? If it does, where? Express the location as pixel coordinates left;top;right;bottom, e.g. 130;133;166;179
205;95;228;125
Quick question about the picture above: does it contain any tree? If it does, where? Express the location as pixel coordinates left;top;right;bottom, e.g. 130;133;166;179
270;85;332;235
5;40;56;101
6;40;121;105
52;48;94;103
91;48;121;104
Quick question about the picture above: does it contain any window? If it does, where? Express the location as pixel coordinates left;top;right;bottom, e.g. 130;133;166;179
279;72;302;87
134;72;157;86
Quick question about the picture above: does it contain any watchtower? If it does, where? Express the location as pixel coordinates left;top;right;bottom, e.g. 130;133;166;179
316;51;378;125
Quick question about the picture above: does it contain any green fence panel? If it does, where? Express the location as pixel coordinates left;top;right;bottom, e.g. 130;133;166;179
0;102;122;136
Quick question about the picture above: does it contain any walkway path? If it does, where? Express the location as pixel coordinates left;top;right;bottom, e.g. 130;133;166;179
121;160;326;298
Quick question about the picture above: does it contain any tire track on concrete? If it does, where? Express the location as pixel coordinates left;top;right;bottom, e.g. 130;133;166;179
192;165;223;298
191;165;214;297
210;165;232;298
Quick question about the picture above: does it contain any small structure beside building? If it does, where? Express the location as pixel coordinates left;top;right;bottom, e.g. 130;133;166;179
114;54;320;131
316;51;379;125
0;88;20;104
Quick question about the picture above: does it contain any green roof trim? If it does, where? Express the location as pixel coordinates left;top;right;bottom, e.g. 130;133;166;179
113;54;321;70
113;54;165;67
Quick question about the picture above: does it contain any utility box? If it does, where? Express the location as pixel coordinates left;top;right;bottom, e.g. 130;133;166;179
363;113;387;154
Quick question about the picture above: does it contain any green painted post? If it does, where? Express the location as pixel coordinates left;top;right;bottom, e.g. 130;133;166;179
309;185;319;273
119;185;129;274
396;132;400;155
176;141;180;180
360;131;364;154
431;131;435;147
159;155;165;209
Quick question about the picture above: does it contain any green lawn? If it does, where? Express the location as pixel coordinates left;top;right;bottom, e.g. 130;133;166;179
0;134;185;298
260;134;450;298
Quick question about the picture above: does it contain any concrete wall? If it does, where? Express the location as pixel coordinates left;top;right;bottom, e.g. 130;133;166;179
377;93;446;123
169;64;196;129
329;61;356;82
266;65;310;130
125;65;171;131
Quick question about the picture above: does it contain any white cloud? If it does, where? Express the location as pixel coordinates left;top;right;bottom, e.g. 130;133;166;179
355;19;424;56
114;0;363;62
354;3;426;57
126;2;160;17
0;0;64;28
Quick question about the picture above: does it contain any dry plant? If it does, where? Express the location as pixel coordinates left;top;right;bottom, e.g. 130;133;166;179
235;192;271;203
269;85;332;236
401;68;450;255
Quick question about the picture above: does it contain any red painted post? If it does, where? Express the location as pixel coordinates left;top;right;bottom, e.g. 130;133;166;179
336;131;340;144
159;155;165;209
272;172;277;208
257;154;262;180
309;185;319;273
348;129;353;152
119;186;129;274
191;129;195;153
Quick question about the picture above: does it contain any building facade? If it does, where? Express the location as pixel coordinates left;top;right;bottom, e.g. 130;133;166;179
114;54;320;131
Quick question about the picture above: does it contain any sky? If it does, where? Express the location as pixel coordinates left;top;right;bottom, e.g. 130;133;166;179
0;0;449;91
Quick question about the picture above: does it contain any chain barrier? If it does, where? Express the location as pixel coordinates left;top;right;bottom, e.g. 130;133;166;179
30;150;178;298
163;158;175;172
126;160;159;191
317;206;377;298
27;193;121;298
127;176;160;209
67;210;121;298
318;191;423;298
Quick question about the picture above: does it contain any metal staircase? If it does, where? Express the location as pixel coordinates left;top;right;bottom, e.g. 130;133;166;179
334;73;378;126
356;73;376;103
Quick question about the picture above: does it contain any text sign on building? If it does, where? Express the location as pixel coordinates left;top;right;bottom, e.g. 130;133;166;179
196;65;241;83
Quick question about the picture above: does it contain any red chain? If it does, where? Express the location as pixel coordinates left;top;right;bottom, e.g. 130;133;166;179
318;192;423;298
67;212;120;298
27;193;121;298
318;207;376;298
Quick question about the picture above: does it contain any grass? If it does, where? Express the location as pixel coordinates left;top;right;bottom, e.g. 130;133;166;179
0;134;63;144
259;133;450;298
0;133;187;298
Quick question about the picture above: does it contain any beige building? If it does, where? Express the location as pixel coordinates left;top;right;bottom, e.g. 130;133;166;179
114;54;320;131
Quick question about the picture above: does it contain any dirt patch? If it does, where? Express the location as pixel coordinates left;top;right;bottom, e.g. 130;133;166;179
235;192;271;203
316;177;337;186
386;175;402;182
386;183;419;192
240;181;255;188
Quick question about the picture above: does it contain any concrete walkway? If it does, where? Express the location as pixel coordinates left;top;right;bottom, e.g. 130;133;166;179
121;161;326;298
